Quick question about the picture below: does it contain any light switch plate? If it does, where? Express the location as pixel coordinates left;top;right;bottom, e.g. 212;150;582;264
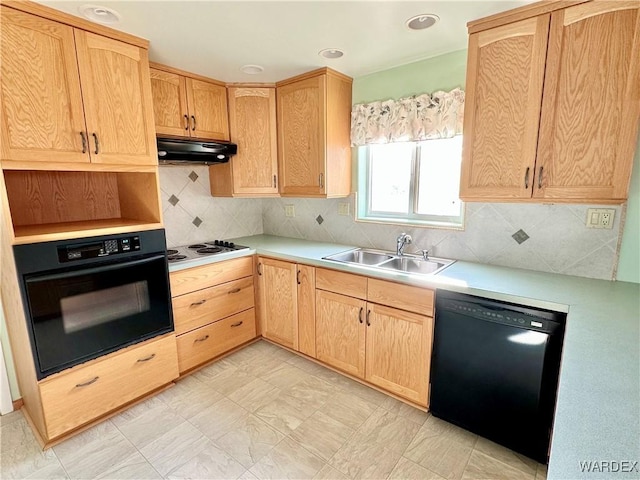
284;205;295;217
338;203;350;216
586;208;615;229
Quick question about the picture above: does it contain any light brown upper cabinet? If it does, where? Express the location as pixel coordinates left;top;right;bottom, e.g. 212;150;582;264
0;7;157;166
460;1;640;203
150;64;229;142
276;68;353;197
210;87;279;197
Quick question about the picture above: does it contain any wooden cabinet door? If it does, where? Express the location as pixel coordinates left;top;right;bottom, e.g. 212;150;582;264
460;15;550;200
277;75;326;196
185;78;229;141
0;8;88;164
258;257;298;350
316;290;366;378
150;68;189;138
74;30;157;165
535;2;640;202
228;87;279;195
365;303;432;406
297;265;316;358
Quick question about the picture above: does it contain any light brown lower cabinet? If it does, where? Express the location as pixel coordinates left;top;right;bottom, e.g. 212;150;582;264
314;268;434;407
39;334;178;439
170;257;258;374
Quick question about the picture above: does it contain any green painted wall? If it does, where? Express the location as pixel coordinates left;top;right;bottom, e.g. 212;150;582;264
616;135;640;283
353;49;467;104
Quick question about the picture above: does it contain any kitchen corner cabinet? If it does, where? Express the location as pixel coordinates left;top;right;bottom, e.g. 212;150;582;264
276;68;353;198
460;1;640;203
0;7;157;166
210;87;279;197
169;257;257;374
315;269;434;406
150;64;229;141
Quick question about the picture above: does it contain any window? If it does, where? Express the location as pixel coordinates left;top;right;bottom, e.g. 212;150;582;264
357;136;464;228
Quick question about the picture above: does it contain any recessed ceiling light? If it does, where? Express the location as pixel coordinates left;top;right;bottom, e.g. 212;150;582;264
78;4;121;24
240;65;265;75
406;14;439;31
319;48;344;59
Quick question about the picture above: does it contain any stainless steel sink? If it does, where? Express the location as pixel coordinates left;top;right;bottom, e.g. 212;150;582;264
323;248;454;276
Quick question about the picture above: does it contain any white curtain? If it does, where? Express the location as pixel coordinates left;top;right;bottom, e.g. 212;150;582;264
351;88;465;146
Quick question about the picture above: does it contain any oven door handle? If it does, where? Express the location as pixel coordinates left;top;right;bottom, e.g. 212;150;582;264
26;254;165;283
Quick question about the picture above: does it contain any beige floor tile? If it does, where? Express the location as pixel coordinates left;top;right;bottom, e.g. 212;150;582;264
0;409;24;428
254;391;316;435
285;376;335;410
24;461;69;480
95;451;161;479
238;470;260;479
111;396;184;449
404;416;477;480
53;421;139;480
356;407;421;454
289;410;355;462
205;366;259;396
474;437;538;477
156;374;223;419
0;415;62;480
320;391;377;430
262;363;315;390
190;398;250;440
536;463;548;480
286;354;331;376
165;440;245;480
192;357;238;381
313;464;350;480
215;414;284;469
462;450;535;480
249;437;325;480
228;378;282;413
379;396;430;426
329;431;402;480
388;457;446;480
236;352;287;378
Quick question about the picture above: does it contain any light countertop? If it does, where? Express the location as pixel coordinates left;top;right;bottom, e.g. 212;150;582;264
170;234;640;480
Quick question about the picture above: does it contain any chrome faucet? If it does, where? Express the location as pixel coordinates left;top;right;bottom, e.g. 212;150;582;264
396;233;412;256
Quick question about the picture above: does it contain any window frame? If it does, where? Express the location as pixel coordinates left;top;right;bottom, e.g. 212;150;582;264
356;139;465;229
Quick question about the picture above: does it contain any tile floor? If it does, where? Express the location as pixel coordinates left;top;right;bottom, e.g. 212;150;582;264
1;340;549;480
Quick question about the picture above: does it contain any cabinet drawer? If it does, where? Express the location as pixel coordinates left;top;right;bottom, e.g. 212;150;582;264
172;277;254;335
316;268;367;299
176;309;256;373
169;256;253;297
39;335;178;439
367;278;434;316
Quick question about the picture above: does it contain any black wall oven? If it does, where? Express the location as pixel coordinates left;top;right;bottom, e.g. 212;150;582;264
14;229;173;380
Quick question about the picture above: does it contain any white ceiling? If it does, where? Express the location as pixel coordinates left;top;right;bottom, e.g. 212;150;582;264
37;1;534;83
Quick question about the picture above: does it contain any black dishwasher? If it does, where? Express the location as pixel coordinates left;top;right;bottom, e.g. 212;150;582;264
430;290;566;463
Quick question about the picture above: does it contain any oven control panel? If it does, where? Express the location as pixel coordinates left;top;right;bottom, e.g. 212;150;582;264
58;235;141;262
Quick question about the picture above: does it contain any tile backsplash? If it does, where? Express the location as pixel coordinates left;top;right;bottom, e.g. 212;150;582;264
160;167;623;280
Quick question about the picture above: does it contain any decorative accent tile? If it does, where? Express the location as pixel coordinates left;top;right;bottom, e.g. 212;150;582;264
511;229;530;244
316;215;324;225
188;171;199;182
192;216;202;228
168;195;180;206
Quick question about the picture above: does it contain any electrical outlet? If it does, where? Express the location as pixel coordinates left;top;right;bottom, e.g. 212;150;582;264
284;205;295;217
586;208;615;229
338;203;350;216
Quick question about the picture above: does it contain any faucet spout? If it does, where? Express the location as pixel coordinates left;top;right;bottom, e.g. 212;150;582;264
396;233;412;256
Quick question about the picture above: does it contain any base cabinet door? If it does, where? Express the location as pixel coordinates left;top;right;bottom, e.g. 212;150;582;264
258;257;298;349
365;303;433;407
316;290;366;378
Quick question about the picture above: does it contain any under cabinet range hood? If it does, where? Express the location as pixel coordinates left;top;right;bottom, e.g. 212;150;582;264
157;138;237;164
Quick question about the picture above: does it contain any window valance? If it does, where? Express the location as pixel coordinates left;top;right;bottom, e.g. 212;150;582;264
350;88;465;146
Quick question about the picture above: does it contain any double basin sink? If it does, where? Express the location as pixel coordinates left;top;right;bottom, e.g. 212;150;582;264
323;248;454;276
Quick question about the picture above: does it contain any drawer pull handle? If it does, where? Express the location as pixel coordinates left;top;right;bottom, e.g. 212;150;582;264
76;376;99;388
228;288;241;294
257;263;263;276
231;321;243;328
92;132;100;155
190;300;207;307
524;167;530;189
366;309;371;327
358;307;363;324
538;166;544;189
80;131;87;153
195;335;210;343
296;270;301;285
191;115;196;131
137;353;156;363
184;114;189;130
